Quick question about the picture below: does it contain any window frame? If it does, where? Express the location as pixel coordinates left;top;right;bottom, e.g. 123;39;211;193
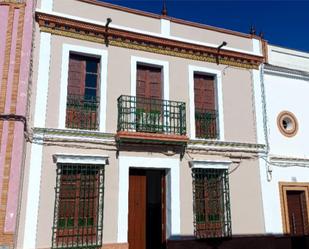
188;65;224;140
51;154;108;249
59;44;108;132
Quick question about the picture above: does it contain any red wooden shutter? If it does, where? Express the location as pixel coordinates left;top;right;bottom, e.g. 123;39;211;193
194;74;216;138
68;54;86;96
194;74;215;111
136;65;162;100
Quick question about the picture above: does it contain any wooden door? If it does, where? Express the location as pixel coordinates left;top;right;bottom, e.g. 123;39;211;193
287;191;309;236
194;74;216;138
128;170;147;249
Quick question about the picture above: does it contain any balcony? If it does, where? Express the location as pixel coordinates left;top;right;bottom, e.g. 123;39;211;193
195;109;218;139
65;94;99;130
116;95;188;145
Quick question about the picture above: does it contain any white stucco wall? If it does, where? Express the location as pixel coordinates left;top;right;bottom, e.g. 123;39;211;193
259;63;309;233
268;45;309;72
259;160;309;234
264;73;309;158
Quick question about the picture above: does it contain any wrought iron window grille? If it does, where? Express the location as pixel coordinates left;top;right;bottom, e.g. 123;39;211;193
117;95;186;135
65;95;100;130
192;168;232;239
52;164;105;249
195;109;218;139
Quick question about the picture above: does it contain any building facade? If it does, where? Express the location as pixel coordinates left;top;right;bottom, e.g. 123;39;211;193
259;45;309;240
0;0;34;248
15;1;270;249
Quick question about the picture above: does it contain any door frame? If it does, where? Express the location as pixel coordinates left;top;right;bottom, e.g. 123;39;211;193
117;156;180;243
279;182;309;234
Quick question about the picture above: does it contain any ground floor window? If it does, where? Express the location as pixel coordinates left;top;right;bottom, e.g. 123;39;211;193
52;163;104;249
192;168;231;238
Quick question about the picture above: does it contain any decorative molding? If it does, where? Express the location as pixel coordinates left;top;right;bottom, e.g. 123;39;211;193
35;12;264;70
32;127;115;144
189;159;232;169
31;127;266;153
52;154;109;165
264;64;309;81
270;156;309;167
188;139;266;154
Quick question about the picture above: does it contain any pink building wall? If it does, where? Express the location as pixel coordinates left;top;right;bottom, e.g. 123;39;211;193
0;0;34;244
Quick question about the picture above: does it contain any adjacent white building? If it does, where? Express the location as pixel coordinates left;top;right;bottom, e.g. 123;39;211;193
259;44;309;235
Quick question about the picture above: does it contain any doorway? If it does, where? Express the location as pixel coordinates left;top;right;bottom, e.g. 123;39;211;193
128;169;166;249
286;190;309;236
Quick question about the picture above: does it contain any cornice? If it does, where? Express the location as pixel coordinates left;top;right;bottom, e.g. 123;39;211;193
264;64;309;81
36;12;264;70
32;127;115;145
270;155;309;167
188;139;266;154
31;127;266;154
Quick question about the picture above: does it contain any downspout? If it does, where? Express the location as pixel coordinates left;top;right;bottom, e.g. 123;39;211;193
260;62;272;181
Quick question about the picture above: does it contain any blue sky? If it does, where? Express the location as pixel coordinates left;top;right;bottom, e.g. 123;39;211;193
99;0;309;52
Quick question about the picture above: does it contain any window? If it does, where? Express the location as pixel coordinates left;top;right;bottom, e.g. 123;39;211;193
52;164;104;249
66;53;100;130
277;111;298;137
194;73;218;139
192;168;231;238
136;64;163;133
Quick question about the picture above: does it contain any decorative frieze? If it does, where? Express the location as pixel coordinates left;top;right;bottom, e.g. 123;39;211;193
36;12;264;70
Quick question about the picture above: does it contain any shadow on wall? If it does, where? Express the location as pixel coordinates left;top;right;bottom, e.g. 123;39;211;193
167;235;309;249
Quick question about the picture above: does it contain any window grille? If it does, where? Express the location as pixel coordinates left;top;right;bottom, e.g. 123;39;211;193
192;168;231;238
52;164;105;249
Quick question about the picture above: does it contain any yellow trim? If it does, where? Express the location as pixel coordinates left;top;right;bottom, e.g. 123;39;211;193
279;182;309;234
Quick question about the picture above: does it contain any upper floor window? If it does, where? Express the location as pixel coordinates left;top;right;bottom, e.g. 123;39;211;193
52;163;105;249
65;53;100;130
192;168;231;238
194;73;218;139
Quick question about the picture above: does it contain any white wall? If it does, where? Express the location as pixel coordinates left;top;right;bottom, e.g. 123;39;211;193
260;67;309;233
259;159;309;234
265;73;309;158
268;45;309;72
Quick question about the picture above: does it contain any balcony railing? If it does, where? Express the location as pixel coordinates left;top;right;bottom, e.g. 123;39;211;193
117;95;186;136
65;94;99;130
195;109;218;139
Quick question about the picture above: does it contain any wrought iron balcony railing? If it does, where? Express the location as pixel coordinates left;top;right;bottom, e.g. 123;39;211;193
195;109;218;139
65;94;100;130
117;95;186;136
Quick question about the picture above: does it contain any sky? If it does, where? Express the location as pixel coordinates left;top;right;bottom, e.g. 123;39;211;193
99;0;309;53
